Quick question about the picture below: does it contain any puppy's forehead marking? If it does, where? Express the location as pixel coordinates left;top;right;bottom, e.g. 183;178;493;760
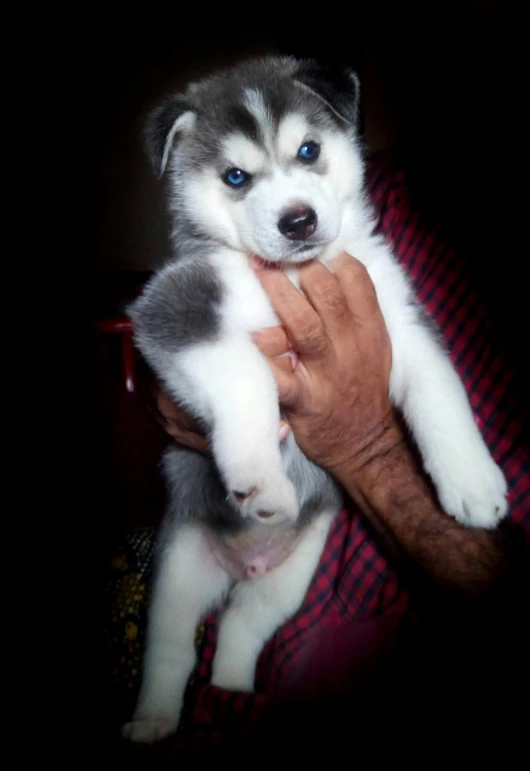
276;114;312;159
226;104;260;143
221;133;267;174
244;88;274;152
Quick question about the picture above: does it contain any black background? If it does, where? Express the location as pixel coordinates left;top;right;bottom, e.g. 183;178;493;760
32;1;527;760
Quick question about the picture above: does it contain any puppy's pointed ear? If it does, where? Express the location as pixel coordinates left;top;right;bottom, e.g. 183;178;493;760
143;97;196;178
294;61;360;126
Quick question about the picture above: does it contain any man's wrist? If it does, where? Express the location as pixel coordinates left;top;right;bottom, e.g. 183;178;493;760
329;410;514;597
329;410;405;492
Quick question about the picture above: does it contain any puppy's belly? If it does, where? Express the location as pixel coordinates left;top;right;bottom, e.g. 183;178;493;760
204;524;304;580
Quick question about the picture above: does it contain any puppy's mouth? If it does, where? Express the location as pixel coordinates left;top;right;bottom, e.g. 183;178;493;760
249;243;325;269
250;255;315;274
289;242;324;259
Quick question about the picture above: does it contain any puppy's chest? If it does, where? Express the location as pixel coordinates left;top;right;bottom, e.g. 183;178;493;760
205;524;303;581
213;254;302;333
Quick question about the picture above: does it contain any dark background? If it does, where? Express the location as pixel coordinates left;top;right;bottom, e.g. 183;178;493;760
47;0;524;756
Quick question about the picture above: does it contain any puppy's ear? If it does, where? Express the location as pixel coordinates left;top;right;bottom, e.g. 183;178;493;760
294;61;360;126
143;97;196;178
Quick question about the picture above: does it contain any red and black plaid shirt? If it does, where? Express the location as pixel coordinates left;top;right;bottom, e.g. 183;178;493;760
137;149;530;762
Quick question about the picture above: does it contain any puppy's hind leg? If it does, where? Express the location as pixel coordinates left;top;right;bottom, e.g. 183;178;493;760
122;523;230;743
211;510;335;692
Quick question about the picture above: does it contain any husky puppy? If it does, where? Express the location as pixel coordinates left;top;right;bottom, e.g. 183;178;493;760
122;57;508;743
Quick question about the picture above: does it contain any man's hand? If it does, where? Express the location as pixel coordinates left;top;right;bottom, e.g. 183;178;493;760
253;254;522;597
152;390;211;455
146;251;521;595
252;253;395;478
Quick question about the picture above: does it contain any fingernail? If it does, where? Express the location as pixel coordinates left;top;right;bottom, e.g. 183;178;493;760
279;423;291;441
285;351;299;370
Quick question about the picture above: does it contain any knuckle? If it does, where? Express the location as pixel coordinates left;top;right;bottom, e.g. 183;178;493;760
278;378;297;407
346;262;380;314
303;267;350;318
347;257;369;278
296;315;326;350
347;259;373;290
364;283;380;313
325;286;350;319
302;263;335;294
301;335;328;359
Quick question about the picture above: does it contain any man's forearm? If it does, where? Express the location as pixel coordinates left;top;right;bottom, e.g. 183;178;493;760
332;413;514;597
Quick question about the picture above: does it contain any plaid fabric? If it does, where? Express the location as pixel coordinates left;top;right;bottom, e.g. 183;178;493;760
368;151;529;532
122;150;530;763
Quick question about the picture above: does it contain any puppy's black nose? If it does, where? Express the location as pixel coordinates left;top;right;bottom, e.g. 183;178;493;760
278;206;317;240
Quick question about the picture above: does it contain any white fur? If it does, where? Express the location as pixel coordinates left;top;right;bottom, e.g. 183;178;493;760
276;113;312;158
126;106;508;744
244;88;275;153
211;510;334;691
183;116;363;263
221;133;267;176
161;111;195;175
170;333;299;525
122;525;231;742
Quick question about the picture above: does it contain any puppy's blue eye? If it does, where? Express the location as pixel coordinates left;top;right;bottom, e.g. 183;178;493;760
298;142;320;162
223;168;251;187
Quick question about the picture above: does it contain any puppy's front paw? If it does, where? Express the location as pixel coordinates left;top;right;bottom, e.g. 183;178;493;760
227;463;299;525
430;445;508;529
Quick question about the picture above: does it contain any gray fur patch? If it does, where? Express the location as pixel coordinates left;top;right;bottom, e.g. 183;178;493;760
226;103;260;143
283;439;343;525
129;258;223;354
161;446;243;533
160;437;342;541
294;61;360;127
144;96;193;177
